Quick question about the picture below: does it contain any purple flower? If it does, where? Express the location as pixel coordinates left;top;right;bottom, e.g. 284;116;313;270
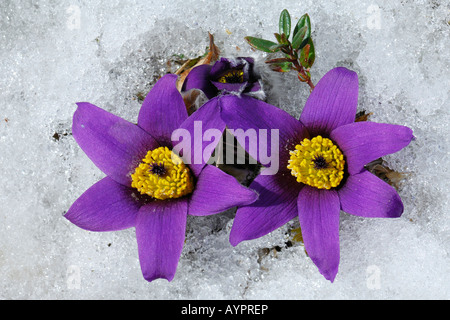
65;74;257;282
223;67;414;282
182;57;263;99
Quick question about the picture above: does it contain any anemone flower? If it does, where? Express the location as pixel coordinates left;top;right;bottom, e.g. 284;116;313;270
182;57;264;99
223;67;414;282
65;74;257;282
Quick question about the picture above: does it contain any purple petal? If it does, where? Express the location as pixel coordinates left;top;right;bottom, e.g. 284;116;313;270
174;97;226;177
135;198;188;282
65;177;139;232
182;64;217;99
338;170;403;218
300;67;359;136
330;121;414;175
298;186;340;282
209;57;235;78
229;172;303;246
220;95;308;174
188;164;258;216
246;80;262;93
138;74;188;145
72;102;159;186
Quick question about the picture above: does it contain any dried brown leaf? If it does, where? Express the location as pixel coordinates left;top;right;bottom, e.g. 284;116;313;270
366;158;411;189
175;32;221;92
355;110;373;122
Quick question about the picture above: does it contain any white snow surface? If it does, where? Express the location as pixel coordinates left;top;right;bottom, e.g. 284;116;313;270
0;0;449;299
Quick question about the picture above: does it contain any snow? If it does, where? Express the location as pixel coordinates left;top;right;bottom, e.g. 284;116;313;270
0;0;449;299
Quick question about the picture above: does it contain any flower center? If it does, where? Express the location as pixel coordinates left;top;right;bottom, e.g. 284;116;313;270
149;162;167;176
217;69;244;83
131;146;194;200
287;136;345;190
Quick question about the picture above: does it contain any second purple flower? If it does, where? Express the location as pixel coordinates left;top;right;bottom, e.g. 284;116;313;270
223;67;414;282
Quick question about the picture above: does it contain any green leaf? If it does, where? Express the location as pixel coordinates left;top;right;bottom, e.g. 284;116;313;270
270;43;289;52
299;38;315;68
292;14;311;49
291;25;307;50
245;36;280;53
274;33;281;43
274;33;283;44
307;38;315;67
269;61;293;73
279;9;291;39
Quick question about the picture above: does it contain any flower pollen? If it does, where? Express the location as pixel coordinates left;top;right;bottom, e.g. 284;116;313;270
131;146;194;200
287;136;345;190
218;69;244;83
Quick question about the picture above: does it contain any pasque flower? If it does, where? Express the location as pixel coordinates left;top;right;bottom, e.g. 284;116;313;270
65;74;257;282
224;67;414;282
182;57;264;99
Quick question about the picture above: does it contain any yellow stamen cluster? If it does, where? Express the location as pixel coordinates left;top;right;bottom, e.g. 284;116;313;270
131;146;194;200
217;70;244;83
287;136;345;190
